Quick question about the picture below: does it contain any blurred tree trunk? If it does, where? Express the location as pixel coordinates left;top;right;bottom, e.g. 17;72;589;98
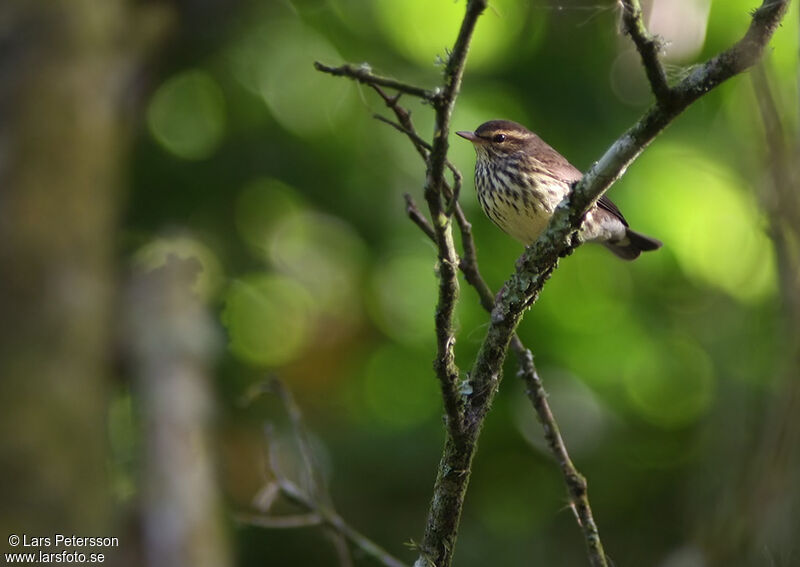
0;0;133;540
125;257;231;567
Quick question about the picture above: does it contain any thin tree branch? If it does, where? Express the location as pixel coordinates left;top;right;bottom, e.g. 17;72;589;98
373;114;462;213
619;0;672;103
751;64;800;316
364;82;466;444
270;379;354;565
279;479;409;567
240;478;408;567
698;61;800;565
236;512;322;529
314;62;438;102
404;193;436;241
269;379;329;504
514;343;606;564
413;2;490;565
751;63;800;341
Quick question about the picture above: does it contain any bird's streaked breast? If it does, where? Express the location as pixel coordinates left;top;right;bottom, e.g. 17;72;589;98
474;156;568;245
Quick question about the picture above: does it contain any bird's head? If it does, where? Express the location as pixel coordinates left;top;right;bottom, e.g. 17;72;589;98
456;120;535;160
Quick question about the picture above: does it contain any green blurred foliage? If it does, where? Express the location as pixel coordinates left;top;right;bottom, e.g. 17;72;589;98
121;0;799;565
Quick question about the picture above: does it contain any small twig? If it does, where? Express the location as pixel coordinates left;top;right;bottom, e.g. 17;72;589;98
404;194;436;241
277;478;409;567
269;379;329;504
345;75;467;445
245;380;406;567
239;480;408;567
270;379;353;564
373;114;462;215
444;167;462;218
619;0;672;103
236;512;322;529
751;64;800;333
373;114;432;159
315;62;438;102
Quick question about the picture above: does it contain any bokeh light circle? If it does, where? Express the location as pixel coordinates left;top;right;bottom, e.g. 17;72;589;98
374;0;531;69
235;178;305;253
362;344;439;429
269;210;367;319
624;335;715;428
368;251;437;344
146;70;226;160
228;19;357;138
626;144;776;303
221;274;313;367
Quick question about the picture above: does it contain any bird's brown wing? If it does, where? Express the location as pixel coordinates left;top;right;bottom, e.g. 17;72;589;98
596;194;629;227
528;135;630;228
535;145;584;184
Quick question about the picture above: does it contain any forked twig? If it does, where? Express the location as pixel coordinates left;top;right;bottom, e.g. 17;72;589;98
239;379;409;567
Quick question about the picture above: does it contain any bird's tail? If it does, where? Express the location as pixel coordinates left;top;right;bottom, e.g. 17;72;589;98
604;228;663;261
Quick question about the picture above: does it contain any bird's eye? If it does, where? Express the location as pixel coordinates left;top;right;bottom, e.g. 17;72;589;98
493;134;506;143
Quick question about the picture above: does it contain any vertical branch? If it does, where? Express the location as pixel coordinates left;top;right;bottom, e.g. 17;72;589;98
619;0;672;103
421;0;490;440
413;3;490;565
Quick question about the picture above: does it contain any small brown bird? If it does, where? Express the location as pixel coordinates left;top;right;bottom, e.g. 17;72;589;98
457;120;662;260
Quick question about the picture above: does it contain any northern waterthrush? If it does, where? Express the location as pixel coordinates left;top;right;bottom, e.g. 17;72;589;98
457;120;662;260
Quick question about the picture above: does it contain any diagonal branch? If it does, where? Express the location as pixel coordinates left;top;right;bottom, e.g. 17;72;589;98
514;342;606;564
238;477;408;567
314;62;438;102
619;0;672;103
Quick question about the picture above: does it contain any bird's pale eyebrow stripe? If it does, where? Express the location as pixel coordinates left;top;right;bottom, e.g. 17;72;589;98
478;131;516;141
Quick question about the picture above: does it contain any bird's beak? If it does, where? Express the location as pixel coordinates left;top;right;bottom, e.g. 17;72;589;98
456;131;480;143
